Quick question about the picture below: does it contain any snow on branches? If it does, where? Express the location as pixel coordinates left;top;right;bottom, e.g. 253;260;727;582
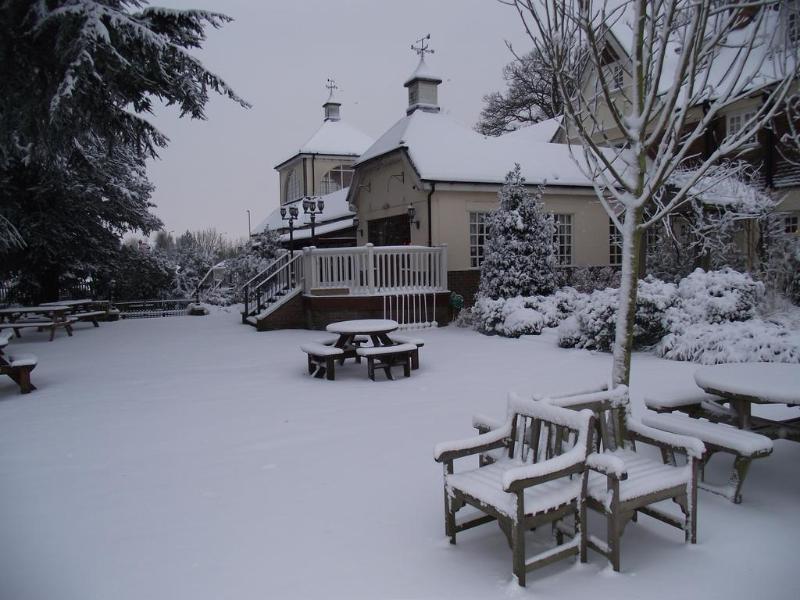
478;164;557;300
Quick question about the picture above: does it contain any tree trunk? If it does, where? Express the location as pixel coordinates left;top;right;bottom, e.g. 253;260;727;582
611;207;644;387
38;269;60;304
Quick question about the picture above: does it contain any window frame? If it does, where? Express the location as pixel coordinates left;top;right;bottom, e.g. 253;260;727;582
553;213;574;266
469;211;490;269
319;164;355;195
725;108;758;147
284;169;302;204
609;218;622;266
601;61;624;92
786;215;799;235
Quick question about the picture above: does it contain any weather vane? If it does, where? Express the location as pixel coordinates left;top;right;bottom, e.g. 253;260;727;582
325;78;338;94
411;34;434;57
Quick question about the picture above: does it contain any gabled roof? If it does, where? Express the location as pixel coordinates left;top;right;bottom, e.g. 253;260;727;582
275;120;374;169
600;1;795;102
354;110;605;187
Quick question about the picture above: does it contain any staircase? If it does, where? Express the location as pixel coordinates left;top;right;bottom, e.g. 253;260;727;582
241;253;304;326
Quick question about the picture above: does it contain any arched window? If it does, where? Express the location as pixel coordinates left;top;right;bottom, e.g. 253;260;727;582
320;164;354;194
284;169;302;203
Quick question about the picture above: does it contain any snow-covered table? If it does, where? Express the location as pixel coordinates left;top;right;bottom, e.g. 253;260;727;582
319;320;408;379
694;363;800;441
0;305;75;341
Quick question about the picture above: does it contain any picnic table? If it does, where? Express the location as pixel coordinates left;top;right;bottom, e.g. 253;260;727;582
325;319;399;357
694;363;800;442
39;299;110;327
0;305;75;341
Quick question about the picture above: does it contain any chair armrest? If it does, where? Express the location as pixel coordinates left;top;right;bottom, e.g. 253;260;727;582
471;413;504;434
626;418;705;459
434;423;512;463
586;453;627;480
502;446;585;492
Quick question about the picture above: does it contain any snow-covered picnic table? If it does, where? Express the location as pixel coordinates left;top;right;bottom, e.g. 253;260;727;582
693;363;800;440
0;305;75;341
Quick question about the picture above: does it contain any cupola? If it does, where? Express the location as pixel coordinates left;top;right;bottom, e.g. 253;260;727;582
323;77;341;122
404;34;442;115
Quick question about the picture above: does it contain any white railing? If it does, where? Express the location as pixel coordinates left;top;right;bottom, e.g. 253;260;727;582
302;244;448;296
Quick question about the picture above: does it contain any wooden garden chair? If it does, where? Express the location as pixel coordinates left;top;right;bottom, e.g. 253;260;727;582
545;386;705;572
434;395;595;586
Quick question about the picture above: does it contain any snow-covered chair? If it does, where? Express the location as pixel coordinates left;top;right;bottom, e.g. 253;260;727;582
434;395;595;586
0;335;37;394
544;386;705;572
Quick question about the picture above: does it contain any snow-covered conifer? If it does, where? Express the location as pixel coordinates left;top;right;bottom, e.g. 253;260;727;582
478;164;557;299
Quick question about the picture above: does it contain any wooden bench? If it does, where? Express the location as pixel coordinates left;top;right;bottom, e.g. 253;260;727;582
388;334;424;370
644;391;723;417
300;342;344;381
434;395;595;587
72;310;107;327
356;343;417;381
0;336;37;394
642;412;773;504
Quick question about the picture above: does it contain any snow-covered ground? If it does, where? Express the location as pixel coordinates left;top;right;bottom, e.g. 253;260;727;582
0;310;797;600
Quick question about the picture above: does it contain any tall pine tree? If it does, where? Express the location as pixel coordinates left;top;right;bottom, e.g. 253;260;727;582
0;1;249;301
478;165;557;299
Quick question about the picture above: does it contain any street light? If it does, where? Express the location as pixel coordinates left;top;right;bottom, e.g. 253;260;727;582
246;209;251;238
280;204;300;258
302;196;325;245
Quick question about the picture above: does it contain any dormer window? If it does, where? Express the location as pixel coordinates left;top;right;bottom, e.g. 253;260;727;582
320;165;354;194
726;108;758;146
602;62;624;91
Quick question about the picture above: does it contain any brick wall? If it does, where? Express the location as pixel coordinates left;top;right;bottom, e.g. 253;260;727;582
447;270;481;307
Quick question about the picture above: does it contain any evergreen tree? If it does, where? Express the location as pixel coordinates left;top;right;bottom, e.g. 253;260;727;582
478;165;557;299
0;1;248;301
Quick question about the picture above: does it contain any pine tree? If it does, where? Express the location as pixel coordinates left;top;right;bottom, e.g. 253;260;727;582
478;164;557;299
0;1;249;301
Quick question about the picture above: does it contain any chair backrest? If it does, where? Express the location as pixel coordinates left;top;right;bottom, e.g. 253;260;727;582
506;393;595;465
537;386;631;452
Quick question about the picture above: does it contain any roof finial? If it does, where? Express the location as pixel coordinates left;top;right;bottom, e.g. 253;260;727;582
411;34;434;58
325;77;338;101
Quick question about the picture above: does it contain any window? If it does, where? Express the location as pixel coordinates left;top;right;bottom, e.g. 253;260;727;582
602;62;624;91
553;214;573;266
469;212;489;268
789;10;800;45
609;218;622;266
284;169;302;203
320;165;354;194
726;109;758;145
786;215;799;234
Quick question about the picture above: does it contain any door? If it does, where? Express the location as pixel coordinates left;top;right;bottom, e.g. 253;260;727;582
367;215;410;246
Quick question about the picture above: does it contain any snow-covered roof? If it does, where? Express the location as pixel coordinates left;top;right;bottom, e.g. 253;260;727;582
354;110;605;187
255;187;354;235
602;1;795;102
501;116;563;144
278;218;354;243
404;56;442;87
275;120;374;168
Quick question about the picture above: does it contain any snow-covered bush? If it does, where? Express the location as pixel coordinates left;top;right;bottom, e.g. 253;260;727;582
478;164;557;299
468;287;587;336
655;320;800;364
670;268;763;326
558;277;679;351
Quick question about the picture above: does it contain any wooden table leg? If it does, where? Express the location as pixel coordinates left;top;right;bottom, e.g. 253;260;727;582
731;398;751;430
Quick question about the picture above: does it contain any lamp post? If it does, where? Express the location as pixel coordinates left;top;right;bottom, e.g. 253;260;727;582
280;204;299;258
246;209;251;238
302;196;325;246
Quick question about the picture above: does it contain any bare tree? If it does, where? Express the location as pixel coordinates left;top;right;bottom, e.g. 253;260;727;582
477;47;585;135
507;0;797;385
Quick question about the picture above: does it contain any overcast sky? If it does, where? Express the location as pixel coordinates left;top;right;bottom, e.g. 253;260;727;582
146;0;533;240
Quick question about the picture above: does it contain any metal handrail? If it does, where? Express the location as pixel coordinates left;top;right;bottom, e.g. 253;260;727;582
243;254;303;319
239;251;289;292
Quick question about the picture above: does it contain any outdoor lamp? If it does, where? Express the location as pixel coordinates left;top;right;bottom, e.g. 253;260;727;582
303;198;311;212
280;207;286;218
408;204;419;229
289;205;299;219
318;199;325;212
